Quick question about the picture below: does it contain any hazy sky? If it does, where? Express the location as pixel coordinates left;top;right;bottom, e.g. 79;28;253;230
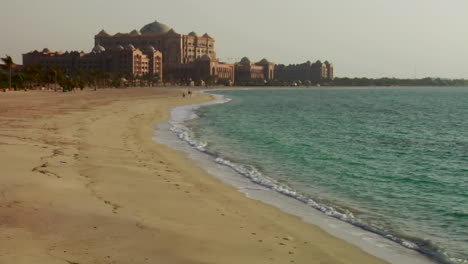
1;0;467;78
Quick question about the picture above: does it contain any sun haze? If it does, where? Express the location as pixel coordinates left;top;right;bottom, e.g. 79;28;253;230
1;0;467;78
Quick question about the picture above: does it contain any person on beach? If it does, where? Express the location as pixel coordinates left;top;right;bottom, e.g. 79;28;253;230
188;90;192;97
182;92;186;98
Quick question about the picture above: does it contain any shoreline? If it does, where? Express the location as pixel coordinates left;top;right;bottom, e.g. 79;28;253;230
0;87;419;263
155;90;435;264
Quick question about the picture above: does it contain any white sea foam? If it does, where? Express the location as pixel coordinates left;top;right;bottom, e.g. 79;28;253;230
168;94;231;151
154;90;436;264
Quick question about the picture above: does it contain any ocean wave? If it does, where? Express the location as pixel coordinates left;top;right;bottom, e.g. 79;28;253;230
170;122;208;152
168;92;461;264
168;94;231;152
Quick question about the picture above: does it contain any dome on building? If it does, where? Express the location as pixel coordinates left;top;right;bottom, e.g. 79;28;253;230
115;45;124;51
91;44;106;53
258;58;270;64
240;57;251;64
129;29;140;35
167;28;177;34
42;48;50;53
140;20;172;34
200;54;212;61
145;45;156;52
97;29;110;37
125;44;135;50
188;31;198;37
202;33;211;38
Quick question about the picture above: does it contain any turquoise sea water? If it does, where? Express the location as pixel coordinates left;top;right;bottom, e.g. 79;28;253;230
186;88;467;264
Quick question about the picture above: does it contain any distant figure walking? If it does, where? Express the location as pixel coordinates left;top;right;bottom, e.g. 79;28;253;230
188;90;192;97
182;92;186;98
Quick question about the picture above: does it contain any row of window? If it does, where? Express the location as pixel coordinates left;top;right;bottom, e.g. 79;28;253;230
186;49;213;53
186;54;212;59
103;40;162;46
217;68;232;73
42;61;72;65
187;42;213;47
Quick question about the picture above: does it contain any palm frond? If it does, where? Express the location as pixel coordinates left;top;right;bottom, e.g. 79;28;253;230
1;55;14;70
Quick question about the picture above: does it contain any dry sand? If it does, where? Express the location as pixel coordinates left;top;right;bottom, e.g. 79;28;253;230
0;88;387;264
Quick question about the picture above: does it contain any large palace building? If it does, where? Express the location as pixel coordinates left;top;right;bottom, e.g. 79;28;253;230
95;21;217;65
22;20;333;85
94;20;237;83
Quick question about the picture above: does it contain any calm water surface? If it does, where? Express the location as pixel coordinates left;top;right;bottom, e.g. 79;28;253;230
187;87;468;264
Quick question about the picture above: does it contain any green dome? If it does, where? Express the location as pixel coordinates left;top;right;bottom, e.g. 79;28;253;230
200;54;211;61
145;45;156;52
129;29;140;35
97;30;110;37
92;44;106;53
140;20;172;34
258;58;270;64
240;57;251;64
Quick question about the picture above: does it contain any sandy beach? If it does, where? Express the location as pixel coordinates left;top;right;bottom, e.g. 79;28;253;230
0;87;387;264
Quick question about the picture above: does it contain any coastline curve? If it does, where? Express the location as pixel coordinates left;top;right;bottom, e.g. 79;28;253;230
154;90;436;264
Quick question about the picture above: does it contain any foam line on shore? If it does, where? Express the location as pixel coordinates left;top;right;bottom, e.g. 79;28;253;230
154;91;435;264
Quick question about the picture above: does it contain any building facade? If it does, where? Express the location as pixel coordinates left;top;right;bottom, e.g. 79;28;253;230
275;60;334;83
23;45;163;79
165;54;235;84
234;57;275;84
324;61;334;80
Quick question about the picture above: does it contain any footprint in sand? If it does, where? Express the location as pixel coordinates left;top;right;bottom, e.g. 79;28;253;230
54;149;64;155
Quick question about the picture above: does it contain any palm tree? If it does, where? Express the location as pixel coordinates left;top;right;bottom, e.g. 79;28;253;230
46;67;58;90
75;69;87;90
1;55;14;90
24;64;43;89
152;73;160;86
101;72;111;88
124;72;135;87
90;70;99;90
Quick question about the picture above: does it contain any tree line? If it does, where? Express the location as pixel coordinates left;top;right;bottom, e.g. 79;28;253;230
329;77;468;87
2;55;468;89
265;77;468;87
